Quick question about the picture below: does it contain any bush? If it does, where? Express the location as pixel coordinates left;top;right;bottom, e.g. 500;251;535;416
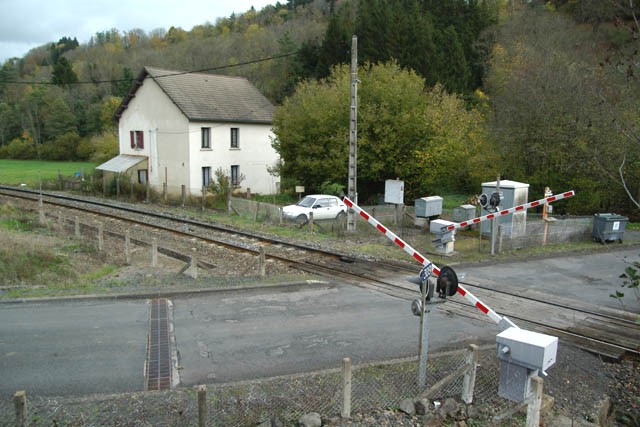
5;136;37;159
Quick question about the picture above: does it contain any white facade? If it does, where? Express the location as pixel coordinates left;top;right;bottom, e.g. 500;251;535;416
116;76;280;195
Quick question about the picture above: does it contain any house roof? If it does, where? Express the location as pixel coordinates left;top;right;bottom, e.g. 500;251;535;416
96;154;147;173
114;66;274;124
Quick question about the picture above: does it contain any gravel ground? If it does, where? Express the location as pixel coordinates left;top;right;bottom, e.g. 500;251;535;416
1;198;639;426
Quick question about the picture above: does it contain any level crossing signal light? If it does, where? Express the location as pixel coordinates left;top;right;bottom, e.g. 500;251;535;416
479;191;501;212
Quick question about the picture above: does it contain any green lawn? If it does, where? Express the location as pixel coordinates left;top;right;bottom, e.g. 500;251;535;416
0;159;97;186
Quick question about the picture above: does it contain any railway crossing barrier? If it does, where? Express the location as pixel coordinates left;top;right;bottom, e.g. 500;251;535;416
343;192;573;420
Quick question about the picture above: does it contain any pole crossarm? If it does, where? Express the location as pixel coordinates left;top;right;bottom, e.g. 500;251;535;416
343;196;506;325
442;190;575;233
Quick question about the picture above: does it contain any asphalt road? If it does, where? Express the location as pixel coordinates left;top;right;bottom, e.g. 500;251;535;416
0;283;494;398
0;300;148;397
1;246;638;398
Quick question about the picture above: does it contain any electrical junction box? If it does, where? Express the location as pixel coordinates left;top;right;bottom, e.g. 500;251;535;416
429;219;456;254
481;180;529;237
415;196;443;218
496;327;558;372
384;180;404;205
453;204;476;230
496;327;558;402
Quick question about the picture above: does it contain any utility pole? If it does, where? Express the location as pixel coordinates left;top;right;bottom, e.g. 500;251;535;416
347;35;358;232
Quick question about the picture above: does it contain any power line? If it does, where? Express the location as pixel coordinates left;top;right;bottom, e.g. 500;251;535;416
0;51;299;86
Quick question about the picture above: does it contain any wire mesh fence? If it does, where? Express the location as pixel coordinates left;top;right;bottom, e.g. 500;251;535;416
3;345;529;427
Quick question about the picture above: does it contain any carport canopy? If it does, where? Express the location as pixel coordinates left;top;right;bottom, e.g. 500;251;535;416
96;155;147;173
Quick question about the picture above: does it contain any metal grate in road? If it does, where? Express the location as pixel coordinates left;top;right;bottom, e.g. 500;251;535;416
146;298;172;391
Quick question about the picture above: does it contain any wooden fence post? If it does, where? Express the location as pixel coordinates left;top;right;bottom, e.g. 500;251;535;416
14;390;28;427
526;376;544;427
462;344;480;404
342;357;352;419
197;384;207;427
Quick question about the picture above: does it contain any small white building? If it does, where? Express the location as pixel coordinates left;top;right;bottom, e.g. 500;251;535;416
98;66;280;195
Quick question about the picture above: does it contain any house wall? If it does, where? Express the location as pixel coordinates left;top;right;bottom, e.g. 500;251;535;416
118;76;280;196
187;122;280;195
118;78;190;191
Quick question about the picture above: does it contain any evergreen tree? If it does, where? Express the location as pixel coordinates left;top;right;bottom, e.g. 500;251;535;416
51;57;78;87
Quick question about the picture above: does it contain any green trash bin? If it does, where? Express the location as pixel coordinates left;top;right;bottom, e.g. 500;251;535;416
592;213;628;243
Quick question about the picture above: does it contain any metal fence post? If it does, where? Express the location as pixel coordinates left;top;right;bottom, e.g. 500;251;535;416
197;384;207;427
462;343;480;404
526;375;543;427
342;357;352;419
14;390;28;427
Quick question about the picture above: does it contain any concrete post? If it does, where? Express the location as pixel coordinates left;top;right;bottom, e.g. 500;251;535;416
308;212;314;233
254;202;260;222
151;238;158;268
341;357;352;419
259;246;266;277
462;344;480;404
38;194;45;226
14;390;28;427
74;216;80;238
526;376;544;427
97;222;104;251
163;182;168;202
125;230;131;265
188;255;198;279
181;185;186;208
197;384;207;427
279;208;283;226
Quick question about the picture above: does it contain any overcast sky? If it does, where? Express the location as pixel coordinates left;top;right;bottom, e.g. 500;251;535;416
0;0;276;63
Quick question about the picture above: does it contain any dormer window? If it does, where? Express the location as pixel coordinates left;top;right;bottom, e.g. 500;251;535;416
130;130;144;150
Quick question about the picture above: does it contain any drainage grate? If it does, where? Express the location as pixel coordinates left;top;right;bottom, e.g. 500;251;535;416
146;298;172;390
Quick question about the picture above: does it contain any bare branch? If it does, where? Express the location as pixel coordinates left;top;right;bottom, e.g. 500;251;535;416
618;150;640;209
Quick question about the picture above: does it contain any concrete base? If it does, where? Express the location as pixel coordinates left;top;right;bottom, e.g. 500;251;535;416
435;241;455;255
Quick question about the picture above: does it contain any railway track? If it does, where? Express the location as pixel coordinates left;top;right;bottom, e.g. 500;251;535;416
1;185;638;360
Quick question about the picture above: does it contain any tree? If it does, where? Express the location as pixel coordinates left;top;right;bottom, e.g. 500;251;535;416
483;5;640;214
51;57;78;86
272;62;491;199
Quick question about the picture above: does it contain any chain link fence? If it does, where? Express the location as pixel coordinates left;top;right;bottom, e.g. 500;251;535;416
3;345;535;427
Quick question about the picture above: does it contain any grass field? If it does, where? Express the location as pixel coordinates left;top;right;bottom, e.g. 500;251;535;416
0;159;97;186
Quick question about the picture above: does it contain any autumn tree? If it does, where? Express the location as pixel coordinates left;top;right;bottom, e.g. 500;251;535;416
272;62;492;200
483;5;640;214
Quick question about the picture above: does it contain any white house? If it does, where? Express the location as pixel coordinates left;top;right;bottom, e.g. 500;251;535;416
97;66;280;195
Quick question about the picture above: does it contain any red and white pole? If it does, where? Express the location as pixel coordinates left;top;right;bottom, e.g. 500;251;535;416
343;197;506;325
442;190;575;233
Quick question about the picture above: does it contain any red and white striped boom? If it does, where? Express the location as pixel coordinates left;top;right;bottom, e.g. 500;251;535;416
442;190;575;232
343;197;505;325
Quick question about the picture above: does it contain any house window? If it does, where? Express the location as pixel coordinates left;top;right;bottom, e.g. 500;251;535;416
230;128;239;148
201;127;211;149
130;130;144;150
138;169;148;184
202;166;211;188
231;165;240;186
